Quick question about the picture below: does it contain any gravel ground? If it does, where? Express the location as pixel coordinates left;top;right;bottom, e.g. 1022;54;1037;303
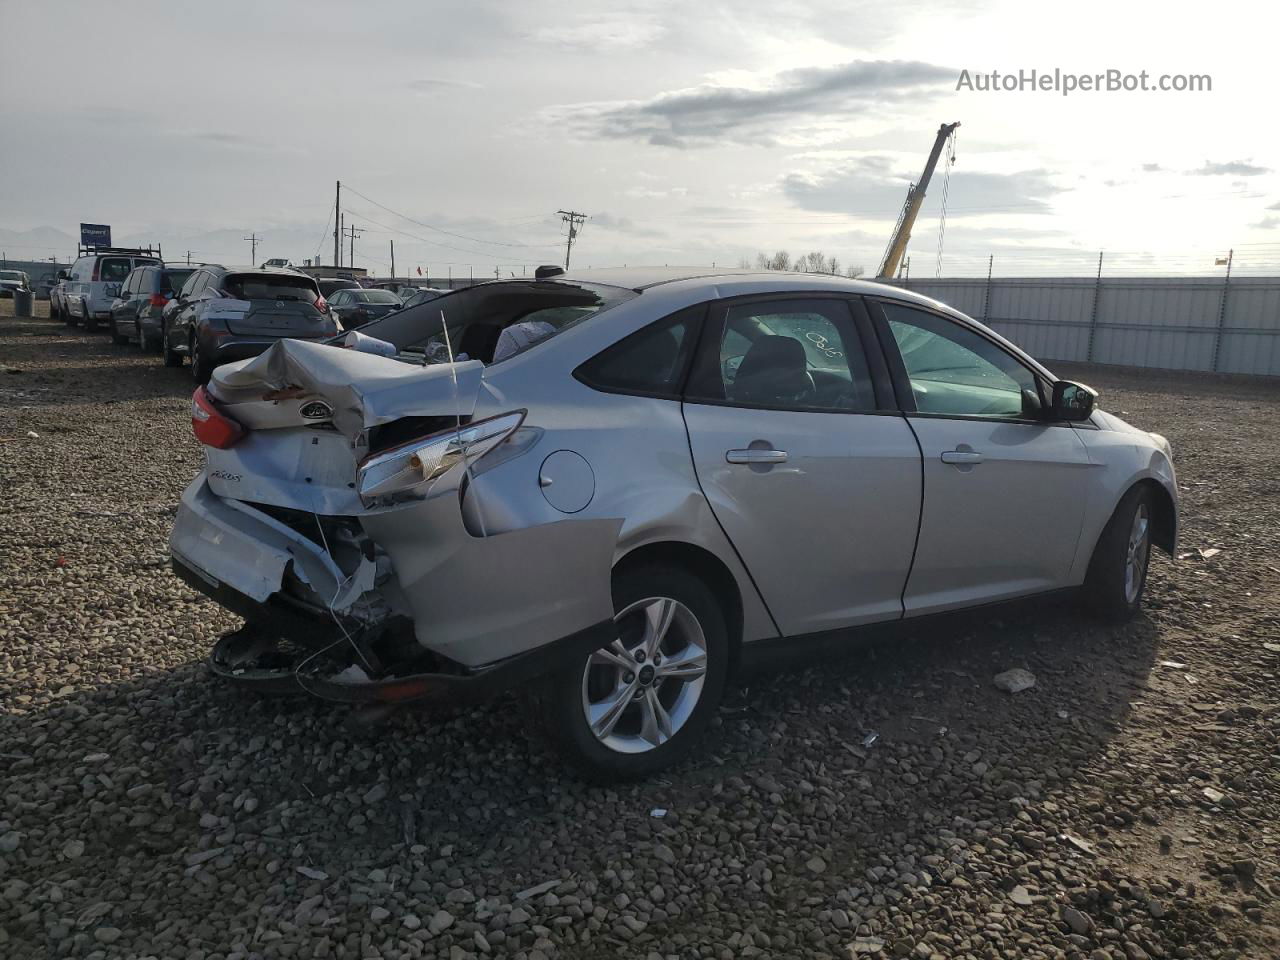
3;299;1280;960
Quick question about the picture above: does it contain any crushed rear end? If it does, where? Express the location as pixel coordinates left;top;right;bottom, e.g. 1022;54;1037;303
170;338;619;704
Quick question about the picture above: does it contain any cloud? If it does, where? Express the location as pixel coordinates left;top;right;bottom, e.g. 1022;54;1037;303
545;59;954;148
781;157;1063;218
589;212;665;238
1254;215;1280;229
1141;163;1162;172
1268;201;1280;210
1191;160;1270;176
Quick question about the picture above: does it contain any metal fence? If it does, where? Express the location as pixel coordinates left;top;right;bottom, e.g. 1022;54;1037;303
887;274;1280;377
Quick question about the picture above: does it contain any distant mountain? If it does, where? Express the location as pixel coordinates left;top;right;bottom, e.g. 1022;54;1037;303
0;225;79;259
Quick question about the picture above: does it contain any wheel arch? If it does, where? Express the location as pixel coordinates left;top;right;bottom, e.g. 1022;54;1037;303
1136;477;1177;556
613;540;745;676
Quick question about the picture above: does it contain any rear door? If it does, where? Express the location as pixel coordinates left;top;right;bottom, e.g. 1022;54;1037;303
681;295;922;636
871;299;1094;615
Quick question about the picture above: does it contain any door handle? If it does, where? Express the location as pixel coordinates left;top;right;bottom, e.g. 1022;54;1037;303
941;450;984;465
726;449;789;464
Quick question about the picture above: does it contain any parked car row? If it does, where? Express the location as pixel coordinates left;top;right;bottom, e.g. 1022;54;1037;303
48;251;422;383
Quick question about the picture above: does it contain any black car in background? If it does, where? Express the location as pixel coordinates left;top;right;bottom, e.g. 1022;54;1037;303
162;265;338;384
316;277;362;300
327;287;403;326
110;265;196;350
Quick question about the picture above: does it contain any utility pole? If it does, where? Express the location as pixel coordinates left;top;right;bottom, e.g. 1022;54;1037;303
347;223;363;270
185;250;192;265
333;181;341;268
390;240;395;279
243;233;261;265
557;210;588;269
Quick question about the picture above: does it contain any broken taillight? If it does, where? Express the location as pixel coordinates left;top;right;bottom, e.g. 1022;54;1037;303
191;386;245;449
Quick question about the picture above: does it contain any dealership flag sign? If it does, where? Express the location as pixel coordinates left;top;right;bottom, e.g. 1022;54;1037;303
80;223;111;246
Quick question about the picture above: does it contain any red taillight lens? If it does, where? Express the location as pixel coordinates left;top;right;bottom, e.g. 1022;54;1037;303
149;293;168;308
191;386;245;449
91;262;101;281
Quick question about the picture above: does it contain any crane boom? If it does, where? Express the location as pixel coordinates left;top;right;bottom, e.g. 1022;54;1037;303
876;121;960;280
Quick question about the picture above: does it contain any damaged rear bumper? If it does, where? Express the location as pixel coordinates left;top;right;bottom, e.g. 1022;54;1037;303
170;471;622;704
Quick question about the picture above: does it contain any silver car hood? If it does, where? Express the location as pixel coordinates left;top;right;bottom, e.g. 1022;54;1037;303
208;338;483;440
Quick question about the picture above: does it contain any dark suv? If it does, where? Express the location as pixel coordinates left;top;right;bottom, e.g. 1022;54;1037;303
162;265;338;384
110;265;197;350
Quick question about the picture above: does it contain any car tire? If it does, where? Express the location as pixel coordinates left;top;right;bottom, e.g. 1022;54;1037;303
526;564;729;782
190;333;213;385
1082;485;1154;621
82;305;97;332
110;321;129;346
63;303;77;326
162;322;183;367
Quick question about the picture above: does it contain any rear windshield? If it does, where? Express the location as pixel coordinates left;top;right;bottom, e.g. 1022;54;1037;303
160;269;194;293
358;280;638;365
224;273;318;302
0;271;23;281
99;258;132;282
356;290;400;304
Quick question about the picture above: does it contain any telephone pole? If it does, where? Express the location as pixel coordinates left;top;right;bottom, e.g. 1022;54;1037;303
390;240;395;279
333;181;341;268
557;210;588;269
346;224;363;270
243;233;261;265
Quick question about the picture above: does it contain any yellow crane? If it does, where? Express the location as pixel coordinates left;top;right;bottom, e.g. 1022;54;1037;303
876;121;960;280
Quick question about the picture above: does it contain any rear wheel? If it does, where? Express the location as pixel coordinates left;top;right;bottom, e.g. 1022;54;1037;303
190;333;213;384
162;321;183;367
139;321;157;352
527;565;729;782
110;317;129;345
63;301;77;326
1082;485;1154;621
82;303;97;332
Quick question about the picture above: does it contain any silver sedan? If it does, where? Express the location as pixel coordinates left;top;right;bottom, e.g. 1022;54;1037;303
169;268;1177;780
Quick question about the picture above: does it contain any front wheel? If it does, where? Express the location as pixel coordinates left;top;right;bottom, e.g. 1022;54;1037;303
527;565;729;782
63;302;78;326
1082;485;1154;621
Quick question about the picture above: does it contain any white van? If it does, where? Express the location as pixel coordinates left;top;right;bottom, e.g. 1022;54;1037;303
65;246;163;331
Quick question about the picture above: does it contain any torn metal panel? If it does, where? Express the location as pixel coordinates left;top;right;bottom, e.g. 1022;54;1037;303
209;338;483;440
170;474;378;616
361;486;621;668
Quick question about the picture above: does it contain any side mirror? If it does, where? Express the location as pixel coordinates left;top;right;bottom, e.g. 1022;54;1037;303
1051;380;1097;421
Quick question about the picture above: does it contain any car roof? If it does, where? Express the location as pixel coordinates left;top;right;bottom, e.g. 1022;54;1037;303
207;265;315;277
555;266;952;309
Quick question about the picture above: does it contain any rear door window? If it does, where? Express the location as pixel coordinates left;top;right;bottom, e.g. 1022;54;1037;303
687;298;877;412
224;274;318;302
160;270;192;294
99;258;132;283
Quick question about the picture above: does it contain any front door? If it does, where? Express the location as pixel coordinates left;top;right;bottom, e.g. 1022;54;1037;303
873;300;1095;615
681;295;922;636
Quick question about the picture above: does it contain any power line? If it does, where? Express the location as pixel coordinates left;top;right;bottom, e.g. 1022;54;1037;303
341;183;562;251
338;206;535;266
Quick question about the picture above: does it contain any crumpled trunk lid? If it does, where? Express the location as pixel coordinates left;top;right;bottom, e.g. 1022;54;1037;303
203;338;484;512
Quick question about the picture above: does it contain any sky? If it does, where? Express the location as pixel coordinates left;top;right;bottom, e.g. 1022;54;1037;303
2;0;1278;278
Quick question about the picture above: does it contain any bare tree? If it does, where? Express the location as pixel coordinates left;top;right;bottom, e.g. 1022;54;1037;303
768;250;791;271
741;250;864;277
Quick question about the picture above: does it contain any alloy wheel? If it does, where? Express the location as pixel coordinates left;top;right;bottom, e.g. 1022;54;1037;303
1124;503;1150;604
581;597;708;754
